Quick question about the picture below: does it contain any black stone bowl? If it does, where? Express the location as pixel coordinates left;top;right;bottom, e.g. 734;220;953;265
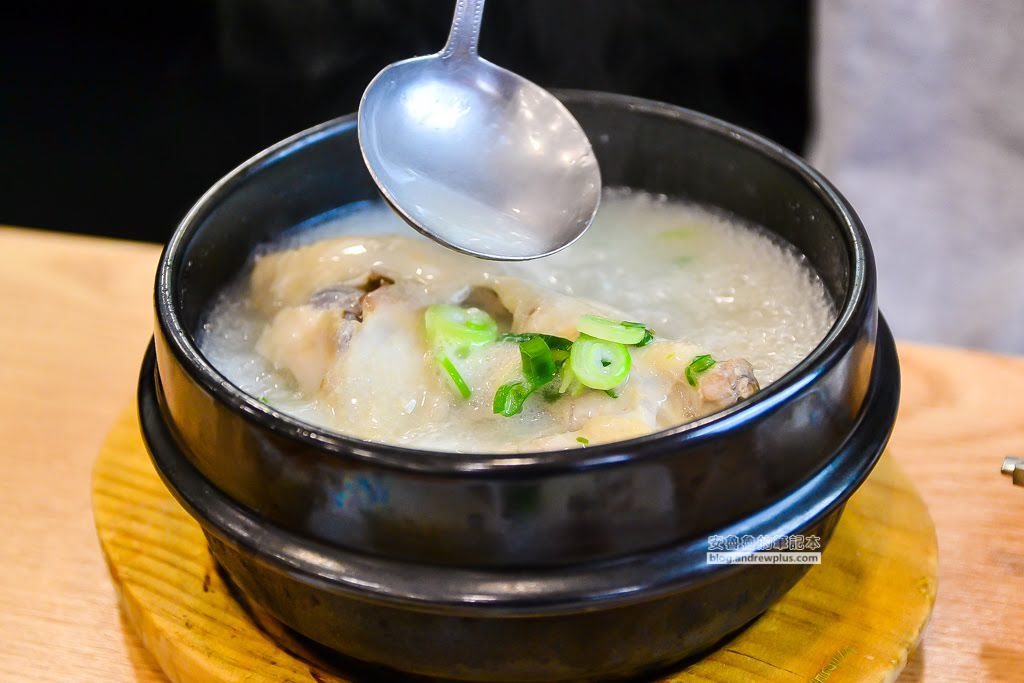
141;91;900;681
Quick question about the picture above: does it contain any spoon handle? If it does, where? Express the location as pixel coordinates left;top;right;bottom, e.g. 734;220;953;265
441;0;486;59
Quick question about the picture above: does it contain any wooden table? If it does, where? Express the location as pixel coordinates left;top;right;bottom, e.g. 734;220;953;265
1;226;1022;682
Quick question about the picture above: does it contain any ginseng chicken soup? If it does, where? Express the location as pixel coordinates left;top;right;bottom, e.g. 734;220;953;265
199;189;836;452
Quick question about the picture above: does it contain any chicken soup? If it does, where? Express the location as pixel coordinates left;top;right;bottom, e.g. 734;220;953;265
200;190;835;452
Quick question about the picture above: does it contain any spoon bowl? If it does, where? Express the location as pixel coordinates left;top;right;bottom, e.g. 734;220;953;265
358;0;601;260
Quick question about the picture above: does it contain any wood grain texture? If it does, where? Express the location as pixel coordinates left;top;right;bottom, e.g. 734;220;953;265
890;347;1024;682
2;227;1024;681
0;227;166;683
94;406;936;683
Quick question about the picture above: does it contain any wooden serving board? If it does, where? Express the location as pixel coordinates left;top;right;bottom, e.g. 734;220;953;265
93;406;937;682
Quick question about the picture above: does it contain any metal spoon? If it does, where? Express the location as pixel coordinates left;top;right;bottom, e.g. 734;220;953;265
357;0;601;261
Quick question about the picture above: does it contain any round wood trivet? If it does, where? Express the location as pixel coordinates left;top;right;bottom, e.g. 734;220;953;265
93;407;936;682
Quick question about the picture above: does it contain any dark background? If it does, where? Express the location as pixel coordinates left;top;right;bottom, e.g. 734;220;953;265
1;1;811;243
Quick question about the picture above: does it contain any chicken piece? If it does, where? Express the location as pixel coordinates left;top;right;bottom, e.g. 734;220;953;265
307;284;371;319
488;277;621;340
635;342;760;429
247;235;761;450
255;280;386;394
249;235;487;315
255;275;522;443
697;359;759;410
256;305;356;394
318;282;455;440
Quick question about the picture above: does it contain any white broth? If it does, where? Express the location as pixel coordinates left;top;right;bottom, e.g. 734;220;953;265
200;190;835;452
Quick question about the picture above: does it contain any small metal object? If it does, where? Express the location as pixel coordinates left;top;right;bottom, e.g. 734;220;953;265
358;0;601;260
1001;456;1024;486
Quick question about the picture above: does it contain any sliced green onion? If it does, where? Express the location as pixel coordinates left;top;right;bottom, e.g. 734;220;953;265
557;366;576;394
519;336;556;386
575;315;655;347
425;305;498;399
685;354;717;387
498;332;573;353
257;396;270;405
494;329;639;414
554;364;587;397
576;314;647;345
493;380;534;416
493;333;573;413
622;321;655;347
569;335;631;391
425;304;498;352
438;355;472;399
493;337;561;416
576;436;589;445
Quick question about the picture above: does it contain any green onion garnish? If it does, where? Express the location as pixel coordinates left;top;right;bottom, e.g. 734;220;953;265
622;321;655;347
257;396;270;405
493;380;534;416
576;314;647;345
493;336;563;416
519;336;556;386
493;327;642;415
557;364;577;394
685;354;717;387
438;355;472;399
425;305;498;399
576;436;589;445
569;335;631;391
575;315;654;347
498;332;572;352
425;304;498;353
